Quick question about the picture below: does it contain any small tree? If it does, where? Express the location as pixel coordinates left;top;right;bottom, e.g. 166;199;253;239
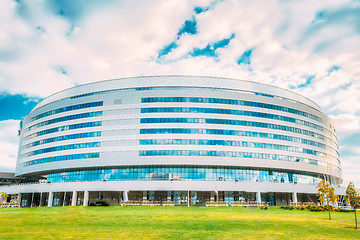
316;180;338;220
344;182;360;229
0;192;9;206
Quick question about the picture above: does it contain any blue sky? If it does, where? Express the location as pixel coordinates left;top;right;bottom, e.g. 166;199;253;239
0;0;359;186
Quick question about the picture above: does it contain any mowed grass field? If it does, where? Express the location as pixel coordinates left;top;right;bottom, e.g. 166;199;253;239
0;206;359;240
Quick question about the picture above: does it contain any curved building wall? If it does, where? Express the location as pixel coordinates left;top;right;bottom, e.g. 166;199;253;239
15;76;342;187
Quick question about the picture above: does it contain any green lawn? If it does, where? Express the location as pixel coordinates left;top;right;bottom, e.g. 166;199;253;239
0;206;358;239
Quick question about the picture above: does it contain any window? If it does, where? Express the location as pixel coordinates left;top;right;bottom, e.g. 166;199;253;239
141;97;322;122
30;101;103;122
141;107;324;132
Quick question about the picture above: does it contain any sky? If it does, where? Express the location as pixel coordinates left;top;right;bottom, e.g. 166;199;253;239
0;0;359;186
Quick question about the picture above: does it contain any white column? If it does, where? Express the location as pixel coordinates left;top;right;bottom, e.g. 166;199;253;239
292;192;298;204
30;193;34;207
83;191;89;206
48;192;53;207
122;191;128;202
256;192;261;204
71;191;77;206
39;192;43;207
63;192;67;206
17;193;22;206
215;191;219;202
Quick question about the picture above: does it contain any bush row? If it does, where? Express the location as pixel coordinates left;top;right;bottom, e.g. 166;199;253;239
258;205;354;212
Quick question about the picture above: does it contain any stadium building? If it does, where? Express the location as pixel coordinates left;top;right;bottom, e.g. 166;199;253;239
0;76;343;207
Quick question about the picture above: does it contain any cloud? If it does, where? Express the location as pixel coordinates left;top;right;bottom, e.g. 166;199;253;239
329;114;360;186
1;0;354;99
0;120;19;172
194;0;221;14
339;154;360;187
303;5;360;44
329;114;360;133
157;15;198;58
0;0;77;97
158;42;178;58
327;65;340;74
0;0;359;185
44;0;116;23
289;75;315;89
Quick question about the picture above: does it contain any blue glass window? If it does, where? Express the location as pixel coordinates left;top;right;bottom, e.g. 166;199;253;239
23;152;100;167
30;101;103;122
141;118;328;142
138;150;337;168
142;97;322;122
23;132;101;149
140;128;326;149
70;93;95;99
23;142;101;157
141;107;324;132
27;111;103;131
139;139;332;158
46;166;323;185
25;121;102;140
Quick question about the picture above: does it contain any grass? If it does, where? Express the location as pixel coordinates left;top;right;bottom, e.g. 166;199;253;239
0;206;359;239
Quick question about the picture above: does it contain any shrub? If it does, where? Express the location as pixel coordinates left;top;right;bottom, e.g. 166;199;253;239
280;206;294;210
259;205;268;210
323;205;333;211
338;208;354;212
308;205;337;212
295;205;306;210
308;205;324;212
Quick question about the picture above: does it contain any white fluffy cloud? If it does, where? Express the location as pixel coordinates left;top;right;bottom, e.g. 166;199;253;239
329;114;360;133
329;114;360;186
0;120;20;171
1;0;359;103
0;0;359;185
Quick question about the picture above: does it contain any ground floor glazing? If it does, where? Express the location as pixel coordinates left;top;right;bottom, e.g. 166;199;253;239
2;190;320;207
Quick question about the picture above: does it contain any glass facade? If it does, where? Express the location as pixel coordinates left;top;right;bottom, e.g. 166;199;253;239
15;76;342;189
141;97;322;122
141;107;324;132
22;142;101;157
26;111;103;131
141;117;330;142
139;150;326;166
30;101;103;122
139;139;332;158
23;131;101;149
62;86;315;109
23;152;100;167
46;166;321;185
140;128;327;149
24;121;102;140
